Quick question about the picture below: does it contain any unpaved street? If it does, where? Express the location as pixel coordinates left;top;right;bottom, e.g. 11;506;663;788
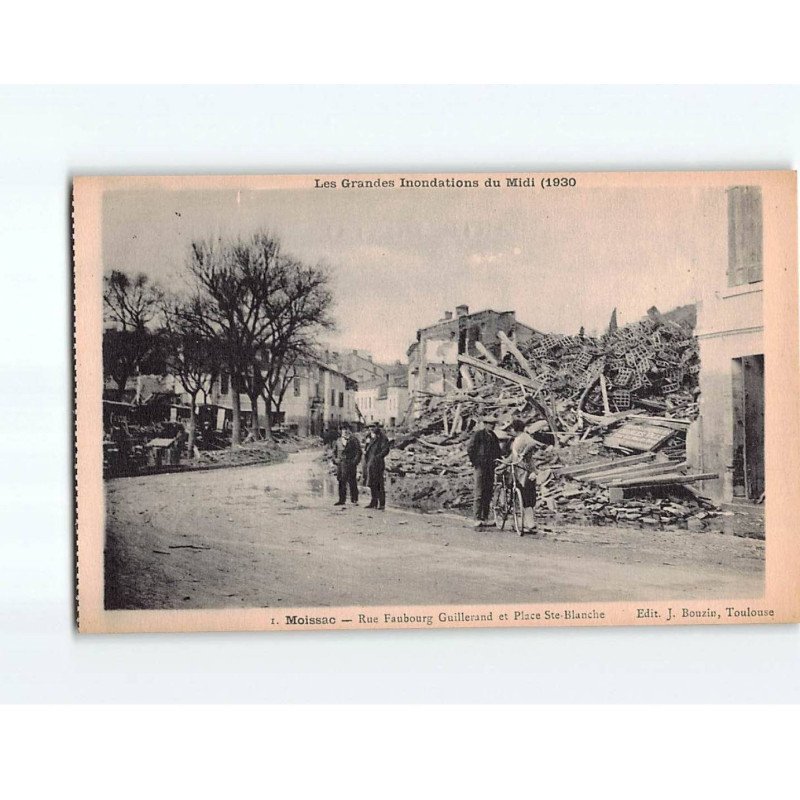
105;449;764;609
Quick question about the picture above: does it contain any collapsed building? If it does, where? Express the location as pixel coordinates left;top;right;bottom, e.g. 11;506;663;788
387;304;748;531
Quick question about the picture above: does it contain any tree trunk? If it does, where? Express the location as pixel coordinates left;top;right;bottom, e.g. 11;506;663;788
248;391;261;440
231;374;241;447
262;397;274;442
187;394;198;457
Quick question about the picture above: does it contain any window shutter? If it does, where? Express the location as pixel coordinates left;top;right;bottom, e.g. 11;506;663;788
727;186;763;287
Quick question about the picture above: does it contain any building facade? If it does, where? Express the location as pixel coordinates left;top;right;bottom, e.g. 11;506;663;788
689;185;765;503
355;379;409;428
202;359;358;436
407;305;537;399
325;349;389;386
279;360;358;435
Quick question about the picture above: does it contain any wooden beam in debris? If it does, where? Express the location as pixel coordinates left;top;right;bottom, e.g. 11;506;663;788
628;415;691;431
450;404;463;435
568;457;672;482
458;353;539;391
555;452;655;477
474;341;499;365
458;353;558;440
607;471;720;488
459;365;475;391
585;460;689;486
497;331;535;379
599;374;611;414
582;410;640;430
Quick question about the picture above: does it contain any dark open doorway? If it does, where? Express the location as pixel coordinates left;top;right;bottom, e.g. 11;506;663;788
731;354;765;501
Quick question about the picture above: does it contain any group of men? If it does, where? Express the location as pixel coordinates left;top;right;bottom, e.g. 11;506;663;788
330;414;537;531
331;422;391;510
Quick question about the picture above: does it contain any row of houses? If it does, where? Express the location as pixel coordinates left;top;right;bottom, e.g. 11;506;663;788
105;351;411;436
105;358;360;436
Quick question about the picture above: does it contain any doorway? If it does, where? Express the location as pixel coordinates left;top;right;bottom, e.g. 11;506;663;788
731;354;765;500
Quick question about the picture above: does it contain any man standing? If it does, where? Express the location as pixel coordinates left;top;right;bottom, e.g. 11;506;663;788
333;423;362;506
467;415;502;529
363;422;391;510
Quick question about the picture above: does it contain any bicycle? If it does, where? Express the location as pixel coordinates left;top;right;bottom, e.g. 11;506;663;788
492;458;525;536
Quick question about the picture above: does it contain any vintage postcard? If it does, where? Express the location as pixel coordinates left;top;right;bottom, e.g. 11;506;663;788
74;170;799;633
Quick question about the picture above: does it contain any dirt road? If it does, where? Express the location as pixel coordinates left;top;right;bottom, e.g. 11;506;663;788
104;448;764;609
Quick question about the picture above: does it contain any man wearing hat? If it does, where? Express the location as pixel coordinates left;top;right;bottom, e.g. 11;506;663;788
363;421;391;510
332;423;362;506
467;415;502;529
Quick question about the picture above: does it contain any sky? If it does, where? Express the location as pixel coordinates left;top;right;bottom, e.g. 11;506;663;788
103;183;725;362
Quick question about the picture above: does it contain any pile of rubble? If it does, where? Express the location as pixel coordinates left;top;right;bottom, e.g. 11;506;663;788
386;306;725;530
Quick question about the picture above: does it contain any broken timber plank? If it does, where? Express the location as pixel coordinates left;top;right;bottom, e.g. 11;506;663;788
585;461;689;486
458;353;538;390
555;452;655;477
459;365;475;391
474;341;499;365
599;374;611;414
497;330;535;379
458;353;558;438
608;471;720;488
628;415;691;431
449;404;463;436
570;458;677;482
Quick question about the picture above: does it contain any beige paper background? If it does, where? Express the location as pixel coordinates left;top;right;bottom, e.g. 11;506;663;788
74;170;798;634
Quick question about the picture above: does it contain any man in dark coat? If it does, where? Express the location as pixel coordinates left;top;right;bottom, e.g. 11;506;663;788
363;422;391;510
467;415;502;529
332;423;362;505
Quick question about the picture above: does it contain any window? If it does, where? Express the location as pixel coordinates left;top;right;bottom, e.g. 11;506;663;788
220;372;229;395
331;388;336;405
293;377;301;397
727;186;763;287
338;391;344;408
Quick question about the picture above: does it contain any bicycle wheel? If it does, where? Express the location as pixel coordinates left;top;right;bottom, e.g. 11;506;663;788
492;482;508;530
511;486;525;536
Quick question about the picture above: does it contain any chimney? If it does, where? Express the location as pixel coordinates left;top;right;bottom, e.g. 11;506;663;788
443;311;453;320
456;304;469;317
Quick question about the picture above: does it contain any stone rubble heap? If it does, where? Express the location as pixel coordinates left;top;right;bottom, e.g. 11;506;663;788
386;306;728;530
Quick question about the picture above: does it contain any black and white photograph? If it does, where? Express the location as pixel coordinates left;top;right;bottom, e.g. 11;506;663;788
74;170;797;632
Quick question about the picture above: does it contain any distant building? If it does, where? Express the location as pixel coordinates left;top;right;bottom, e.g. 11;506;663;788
102;373;185;427
104;373;181;405
407;305;538;398
324;349;388;386
689;186;764;503
280;360;358;435
322;348;410;428
202;359;357;436
355;374;409;428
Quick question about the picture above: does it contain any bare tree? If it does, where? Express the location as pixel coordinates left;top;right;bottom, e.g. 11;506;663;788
104;270;163;331
102;270;164;399
248;257;335;440
161;296;222;456
266;348;302;423
186;237;262;446
186;233;332;446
